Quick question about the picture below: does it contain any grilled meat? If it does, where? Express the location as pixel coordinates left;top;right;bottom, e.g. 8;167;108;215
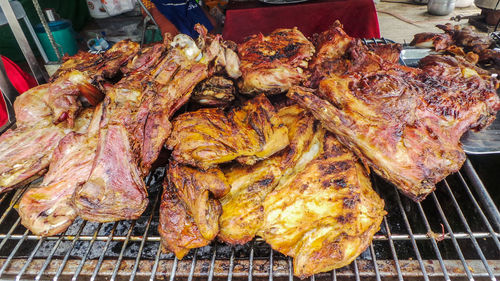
288;25;500;202
259;134;385;278
167;94;289;170
75;27;230;222
191;76;235;107
159;162;230;258
366;43;402;64
0;70;100;194
219;105;323;244
18;104;103;236
238;28;314;95
437;23;493;53
51;40;140;82
409;32;453;51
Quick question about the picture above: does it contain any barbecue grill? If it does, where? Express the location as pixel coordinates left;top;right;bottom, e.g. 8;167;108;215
0;40;499;281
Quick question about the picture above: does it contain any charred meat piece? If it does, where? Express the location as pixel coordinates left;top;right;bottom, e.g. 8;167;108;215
289;24;500;202
159;162;230;258
18;104;103;236
167;94;289;170
51;40;140;82
191;76;235;107
238;28;315;95
218;105;323;244
437;23;494;53
259;134;385;278
366;43;403;64
409;32;453;51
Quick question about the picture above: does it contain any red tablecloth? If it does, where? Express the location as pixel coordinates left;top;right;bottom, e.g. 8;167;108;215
0;56;38;128
223;0;380;43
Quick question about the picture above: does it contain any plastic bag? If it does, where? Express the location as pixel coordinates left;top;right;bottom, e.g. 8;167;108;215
101;0;137;16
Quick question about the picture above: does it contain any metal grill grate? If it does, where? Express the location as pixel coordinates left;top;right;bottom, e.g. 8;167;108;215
0;40;499;280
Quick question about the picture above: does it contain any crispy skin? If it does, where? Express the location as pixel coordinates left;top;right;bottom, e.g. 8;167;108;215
159;162;230;258
167;94;289;170
410;32;453;51
18;104;102;236
218;105;324;244
259;135;385;278
238;28;314;95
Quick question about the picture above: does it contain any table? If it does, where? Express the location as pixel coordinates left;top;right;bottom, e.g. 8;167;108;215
222;0;380;43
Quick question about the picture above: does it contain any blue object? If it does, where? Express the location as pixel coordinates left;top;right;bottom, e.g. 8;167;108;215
34;20;78;61
151;0;213;38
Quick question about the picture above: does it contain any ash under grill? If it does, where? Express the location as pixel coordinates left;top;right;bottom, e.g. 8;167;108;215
0;40;499;281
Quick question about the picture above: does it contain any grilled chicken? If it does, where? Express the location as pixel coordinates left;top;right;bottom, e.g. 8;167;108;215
287;23;500;201
259;134;385;278
191;75;235;107
167;94;289;170
410;32;453;51
238;28;315;95
159;162;230;258
366;43;402;64
18;104;102;236
219;105;323;244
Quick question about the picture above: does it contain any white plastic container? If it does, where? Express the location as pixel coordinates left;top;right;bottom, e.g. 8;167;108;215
455;0;473;7
87;0;110;19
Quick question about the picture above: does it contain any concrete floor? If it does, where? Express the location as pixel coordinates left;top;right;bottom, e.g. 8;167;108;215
376;1;483;43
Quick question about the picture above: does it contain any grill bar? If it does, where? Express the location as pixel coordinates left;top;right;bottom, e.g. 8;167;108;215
415;202;451;280
72;223;103;280
393;186;430;281
430;192;475;280
53;221;87;280
110;220;136;280
443;178;497;280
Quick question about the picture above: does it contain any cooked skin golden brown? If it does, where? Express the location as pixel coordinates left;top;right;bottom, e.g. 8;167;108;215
259;134;385;278
288;23;500;202
218;105;324;244
167;94;289;170
238;28;315;95
366;43;402;64
159;162;230;258
437;23;493;53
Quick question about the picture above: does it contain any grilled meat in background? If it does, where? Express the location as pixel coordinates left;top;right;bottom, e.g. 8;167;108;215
289;21;500;201
238;28;315;95
159;162;230;258
410;32;453;51
18;104;103;236
167;94;289;170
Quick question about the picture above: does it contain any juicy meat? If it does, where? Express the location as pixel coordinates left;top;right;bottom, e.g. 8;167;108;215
409;32;453;51
238;28;315;95
191;75;235;107
289;24;500;202
259;134;385;278
167;94;289;170
18;104;103;236
75;29;228;222
219;105;323;244
0;109;93;194
159;162;230;258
